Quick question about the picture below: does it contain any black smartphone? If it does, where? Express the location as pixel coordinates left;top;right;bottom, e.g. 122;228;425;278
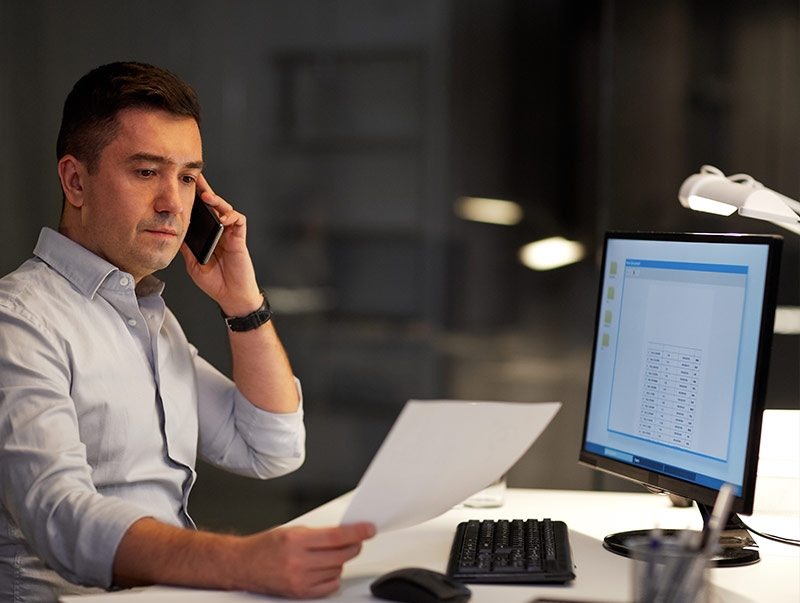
185;194;224;265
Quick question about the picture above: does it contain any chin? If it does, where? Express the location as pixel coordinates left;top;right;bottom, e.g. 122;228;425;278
127;252;179;279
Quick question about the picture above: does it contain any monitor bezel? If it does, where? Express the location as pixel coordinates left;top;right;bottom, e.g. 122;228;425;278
578;231;783;516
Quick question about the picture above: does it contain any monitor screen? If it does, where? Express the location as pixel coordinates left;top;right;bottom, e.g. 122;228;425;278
579;231;782;564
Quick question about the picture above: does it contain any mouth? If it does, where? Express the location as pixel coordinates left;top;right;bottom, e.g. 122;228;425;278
142;225;180;238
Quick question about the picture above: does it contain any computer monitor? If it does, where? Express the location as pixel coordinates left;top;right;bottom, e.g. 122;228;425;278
579;231;782;566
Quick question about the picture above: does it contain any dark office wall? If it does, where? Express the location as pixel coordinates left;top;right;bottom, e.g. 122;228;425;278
1;0;797;532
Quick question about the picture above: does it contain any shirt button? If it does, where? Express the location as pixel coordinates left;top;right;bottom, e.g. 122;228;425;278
120;277;129;287
127;318;137;327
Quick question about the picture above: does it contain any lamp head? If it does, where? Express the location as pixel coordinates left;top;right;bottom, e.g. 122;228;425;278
679;165;800;233
678;169;739;216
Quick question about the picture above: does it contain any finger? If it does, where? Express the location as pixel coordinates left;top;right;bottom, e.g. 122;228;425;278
304;523;376;551
301;576;343;599
198;190;231;215
332;523;377;543
195;175;233;216
298;566;350;598
196;173;213;195
193;194;242;235
269;563;344;599
307;542;364;570
306;566;345;584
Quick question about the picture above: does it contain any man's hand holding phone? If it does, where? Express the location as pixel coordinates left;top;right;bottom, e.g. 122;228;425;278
181;177;262;317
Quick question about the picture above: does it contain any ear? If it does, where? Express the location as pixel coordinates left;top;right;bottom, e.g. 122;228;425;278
58;155;86;208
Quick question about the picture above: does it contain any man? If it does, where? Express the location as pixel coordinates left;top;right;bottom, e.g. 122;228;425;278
0;62;375;602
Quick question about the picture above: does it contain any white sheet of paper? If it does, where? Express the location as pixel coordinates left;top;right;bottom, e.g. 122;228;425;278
340;399;561;532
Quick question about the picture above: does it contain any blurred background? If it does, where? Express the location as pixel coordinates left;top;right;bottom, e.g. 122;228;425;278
1;0;797;533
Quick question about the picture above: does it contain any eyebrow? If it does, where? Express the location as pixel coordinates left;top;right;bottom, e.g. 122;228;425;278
127;152;204;170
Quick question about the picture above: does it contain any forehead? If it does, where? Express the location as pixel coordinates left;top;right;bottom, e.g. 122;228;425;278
105;107;202;164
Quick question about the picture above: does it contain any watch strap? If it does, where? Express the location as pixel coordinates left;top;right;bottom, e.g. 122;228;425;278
222;289;273;332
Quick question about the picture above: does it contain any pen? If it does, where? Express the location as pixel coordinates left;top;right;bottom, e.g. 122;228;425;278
698;483;735;555
643;527;662;602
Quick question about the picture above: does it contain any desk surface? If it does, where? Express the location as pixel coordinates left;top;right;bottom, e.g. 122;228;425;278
64;488;800;603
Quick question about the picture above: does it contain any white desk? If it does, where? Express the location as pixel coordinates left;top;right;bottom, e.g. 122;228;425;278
64;488;800;603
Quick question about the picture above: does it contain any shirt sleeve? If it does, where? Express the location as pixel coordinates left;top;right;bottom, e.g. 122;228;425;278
193;351;306;478
0;306;151;589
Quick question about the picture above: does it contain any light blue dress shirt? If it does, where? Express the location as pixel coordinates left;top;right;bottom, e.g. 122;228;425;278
0;228;305;601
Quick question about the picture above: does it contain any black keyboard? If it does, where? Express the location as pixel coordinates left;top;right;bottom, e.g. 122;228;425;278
447;518;575;584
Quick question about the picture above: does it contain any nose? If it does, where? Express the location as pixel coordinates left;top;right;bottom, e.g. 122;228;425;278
153;180;186;216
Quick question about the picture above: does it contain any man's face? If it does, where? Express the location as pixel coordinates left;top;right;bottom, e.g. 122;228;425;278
71;108;203;282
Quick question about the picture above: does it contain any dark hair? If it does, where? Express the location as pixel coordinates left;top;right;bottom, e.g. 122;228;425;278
56;62;201;172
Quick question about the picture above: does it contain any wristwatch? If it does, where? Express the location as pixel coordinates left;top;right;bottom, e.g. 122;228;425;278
222;289;273;332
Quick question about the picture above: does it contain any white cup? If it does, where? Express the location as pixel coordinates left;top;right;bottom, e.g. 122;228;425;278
462;474;507;508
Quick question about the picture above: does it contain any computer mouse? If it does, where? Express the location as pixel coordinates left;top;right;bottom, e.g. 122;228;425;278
370;567;471;603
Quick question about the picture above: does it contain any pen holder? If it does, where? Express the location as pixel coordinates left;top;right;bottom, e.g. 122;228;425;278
631;534;711;603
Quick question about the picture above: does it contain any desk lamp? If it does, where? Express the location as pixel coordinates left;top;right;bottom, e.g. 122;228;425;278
678;165;800;235
679;164;800;335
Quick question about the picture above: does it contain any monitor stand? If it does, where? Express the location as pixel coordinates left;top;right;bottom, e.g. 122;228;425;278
602;502;760;567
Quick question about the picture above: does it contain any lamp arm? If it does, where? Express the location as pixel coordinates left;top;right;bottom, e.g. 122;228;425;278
726;170;800;216
771;219;800;236
778;195;800;216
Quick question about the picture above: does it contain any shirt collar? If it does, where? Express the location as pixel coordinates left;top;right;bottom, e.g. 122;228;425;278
33;227;165;299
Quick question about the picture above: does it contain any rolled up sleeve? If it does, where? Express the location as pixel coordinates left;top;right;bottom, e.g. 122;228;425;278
194;352;306;478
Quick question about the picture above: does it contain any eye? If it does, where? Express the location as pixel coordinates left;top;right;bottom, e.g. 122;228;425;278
181;174;197;185
138;169;156;178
